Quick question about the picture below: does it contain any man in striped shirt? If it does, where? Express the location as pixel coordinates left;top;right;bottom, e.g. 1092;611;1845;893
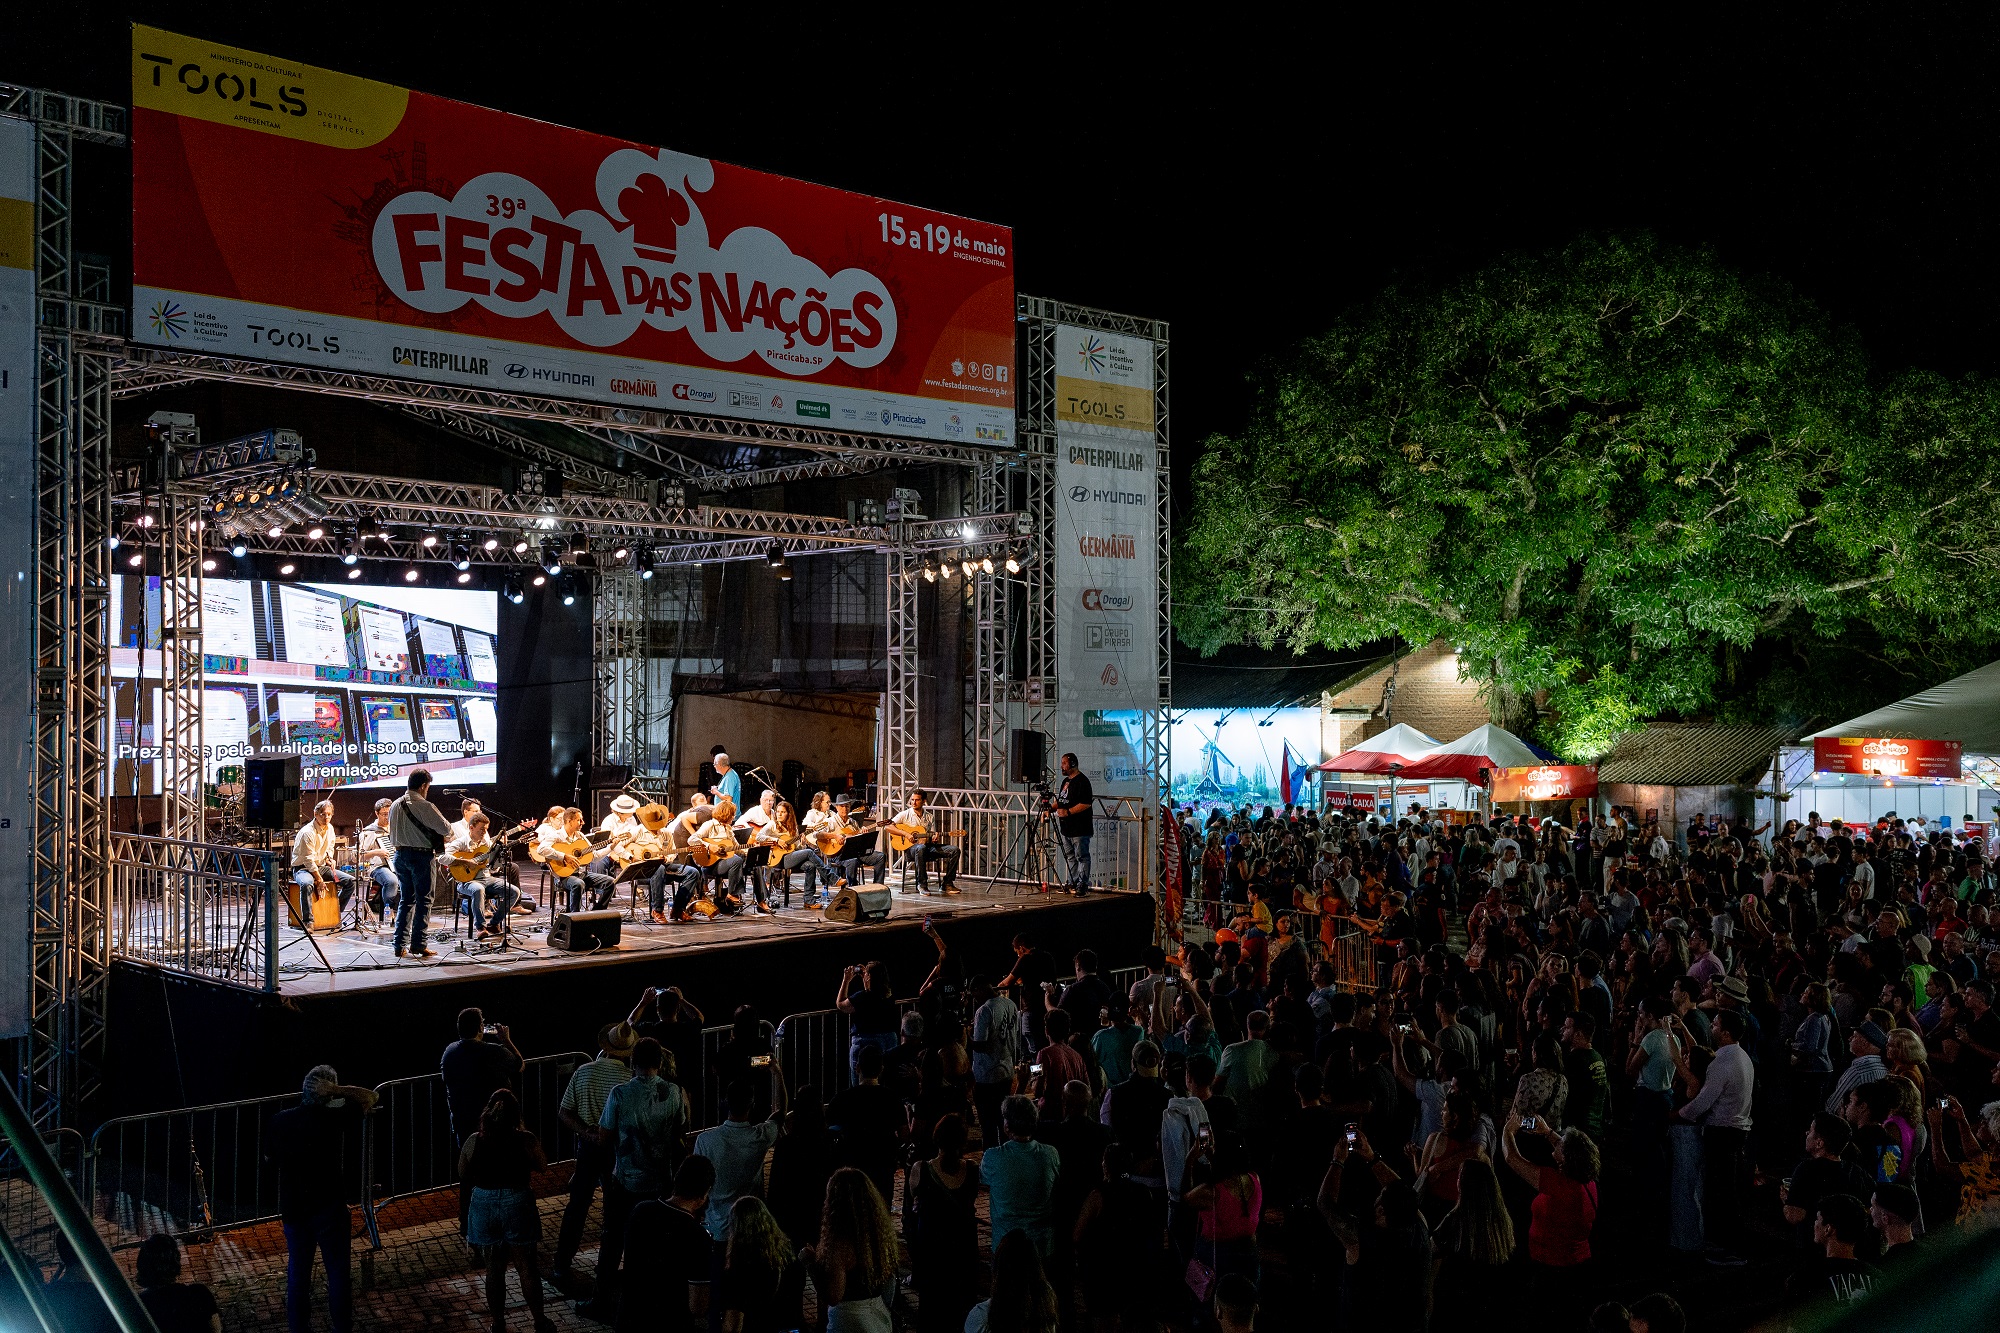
551;1021;637;1291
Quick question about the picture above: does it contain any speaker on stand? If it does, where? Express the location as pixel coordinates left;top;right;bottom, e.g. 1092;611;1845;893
1009;730;1048;785
244;756;302;831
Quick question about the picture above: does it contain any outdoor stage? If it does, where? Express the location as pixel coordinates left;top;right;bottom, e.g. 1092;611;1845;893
105;879;1154;1115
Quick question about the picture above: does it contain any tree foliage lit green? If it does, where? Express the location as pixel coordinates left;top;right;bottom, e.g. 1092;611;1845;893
1176;235;2000;758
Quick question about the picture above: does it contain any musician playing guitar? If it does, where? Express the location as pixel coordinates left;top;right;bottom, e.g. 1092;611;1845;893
783;793;845;908
813;795;886;898
694;799;747;915
537;806;617;914
357;797;400;924
892;790;960;895
649;798;712;924
445;811;519;939
291;800;354;927
736;791;784;915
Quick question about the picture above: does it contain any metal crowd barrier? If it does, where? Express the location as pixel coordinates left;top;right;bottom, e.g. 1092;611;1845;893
90;1089;352;1248
360;1049;587;1245
108;834;283;992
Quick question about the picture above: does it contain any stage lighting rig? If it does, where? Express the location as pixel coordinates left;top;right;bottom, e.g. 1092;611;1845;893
340;531;359;564
660;482;687;508
404;566;422;582
502;575;527;604
611;541;631;561
482;535;500;553
558;575;577;607
421;530;440;549
765;543;786;568
636;546;656;579
451;540;472;571
858;496;883;525
540;538;564;575
1005;555;1022;574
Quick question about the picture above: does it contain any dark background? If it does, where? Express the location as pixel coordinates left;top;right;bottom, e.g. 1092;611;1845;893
18;3;2000;489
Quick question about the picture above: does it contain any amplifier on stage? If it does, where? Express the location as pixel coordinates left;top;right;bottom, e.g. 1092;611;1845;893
549;909;622;952
825;886;892;923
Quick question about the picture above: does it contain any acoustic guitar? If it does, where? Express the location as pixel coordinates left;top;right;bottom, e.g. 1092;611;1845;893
887;823;968;855
447;843;502;884
809;819;887;858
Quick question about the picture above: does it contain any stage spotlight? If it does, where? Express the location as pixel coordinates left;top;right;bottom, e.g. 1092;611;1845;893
765;543;786;567
530;572;548;588
278;562;297;576
512;537;531;555
960;522;977;541
106;534;120;550
404;566;421;582
980;556;994;574
456;570;473;584
636;546;655;579
961;559;977;577
937;559;953;579
451;540;471;571
777;562;794;582
420;530;439;549
540;539;564;575
126;551;143;568
1005;556;1021;574
558;575;577;607
568;532;588;558
611;542;630;561
342;566;360;580
267;524;285;538
341;532;360;565
502;575;526;604
137;513;155;529
231;540;249;558
201;556;218;572
305;522;326;541
481;535;500;552
922;566;937;583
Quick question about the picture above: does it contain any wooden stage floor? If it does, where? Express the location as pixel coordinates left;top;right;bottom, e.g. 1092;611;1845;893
268;875;1110;998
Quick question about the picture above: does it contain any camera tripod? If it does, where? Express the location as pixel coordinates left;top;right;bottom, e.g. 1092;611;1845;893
996;785;1069;895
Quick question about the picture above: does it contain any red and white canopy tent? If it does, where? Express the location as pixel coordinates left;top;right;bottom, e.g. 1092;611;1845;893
1317;723;1441;773
1394;723;1548;782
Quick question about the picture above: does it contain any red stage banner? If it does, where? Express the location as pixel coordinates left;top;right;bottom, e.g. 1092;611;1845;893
1813;737;1962;779
1323;787;1377;811
129;25;1015;448
1490;764;1599;803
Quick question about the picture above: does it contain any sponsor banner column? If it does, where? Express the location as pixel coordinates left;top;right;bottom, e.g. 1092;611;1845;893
1053;325;1157;799
0;118;31;1035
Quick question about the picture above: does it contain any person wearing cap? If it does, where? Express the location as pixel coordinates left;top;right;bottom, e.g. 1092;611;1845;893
1827;1021;1891;1114
551;1020;637;1291
265;1065;379;1333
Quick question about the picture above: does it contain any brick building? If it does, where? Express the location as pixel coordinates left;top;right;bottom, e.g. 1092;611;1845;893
1321;639;1491;757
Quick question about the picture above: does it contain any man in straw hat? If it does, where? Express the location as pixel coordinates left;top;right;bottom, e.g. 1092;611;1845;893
551;1019;638;1292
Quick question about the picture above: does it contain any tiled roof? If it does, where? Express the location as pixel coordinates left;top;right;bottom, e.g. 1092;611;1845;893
1595;724;1796;787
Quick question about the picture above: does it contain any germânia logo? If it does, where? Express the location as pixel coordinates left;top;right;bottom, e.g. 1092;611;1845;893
149;299;188;339
1077;334;1107;374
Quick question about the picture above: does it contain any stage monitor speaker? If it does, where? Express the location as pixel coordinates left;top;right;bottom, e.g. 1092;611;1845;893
244;756;301;831
1009;729;1048;785
825;886;892;924
549;909;622;952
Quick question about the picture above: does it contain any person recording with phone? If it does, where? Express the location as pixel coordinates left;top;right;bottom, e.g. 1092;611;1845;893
1054;752;1095;894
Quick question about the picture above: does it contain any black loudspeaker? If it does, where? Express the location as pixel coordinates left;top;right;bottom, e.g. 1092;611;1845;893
244;756;301;830
549;909;622;952
825;886;892;923
1009;729;1048;785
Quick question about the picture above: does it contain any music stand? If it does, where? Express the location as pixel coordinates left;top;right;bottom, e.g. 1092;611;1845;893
615;857;665;920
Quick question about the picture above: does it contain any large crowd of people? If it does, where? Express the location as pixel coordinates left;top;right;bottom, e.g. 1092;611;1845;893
252;797;2000;1332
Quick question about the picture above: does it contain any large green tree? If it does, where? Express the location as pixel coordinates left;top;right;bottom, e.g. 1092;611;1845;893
1176;234;2000;757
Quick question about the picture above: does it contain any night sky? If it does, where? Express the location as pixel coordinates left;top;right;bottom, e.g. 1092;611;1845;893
16;3;2000;486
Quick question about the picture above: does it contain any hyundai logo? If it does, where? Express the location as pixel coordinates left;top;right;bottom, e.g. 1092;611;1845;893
504;363;528;379
1069;485;1090;502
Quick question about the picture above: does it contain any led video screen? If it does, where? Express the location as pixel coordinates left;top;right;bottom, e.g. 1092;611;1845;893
111;579;498;792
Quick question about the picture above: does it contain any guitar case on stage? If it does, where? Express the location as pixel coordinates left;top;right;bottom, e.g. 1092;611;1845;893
825;886;893;923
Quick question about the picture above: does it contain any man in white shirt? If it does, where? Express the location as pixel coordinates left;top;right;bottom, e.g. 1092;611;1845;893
894;790;959;894
1676;1009;1755;1260
445;812;518;937
1850;845;1877;901
736;791;784;914
735;790;777;834
356;797;399;923
291;799;355;918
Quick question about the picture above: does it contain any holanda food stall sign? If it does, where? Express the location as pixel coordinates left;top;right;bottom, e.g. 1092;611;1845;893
1813;737;1963;780
129;25;1015;447
1490;765;1599;802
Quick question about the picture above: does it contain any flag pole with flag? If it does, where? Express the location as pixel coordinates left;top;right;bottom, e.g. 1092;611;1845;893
1280;741;1317;808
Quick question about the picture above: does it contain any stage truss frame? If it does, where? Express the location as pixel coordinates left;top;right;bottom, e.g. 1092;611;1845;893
14;75;1171;1125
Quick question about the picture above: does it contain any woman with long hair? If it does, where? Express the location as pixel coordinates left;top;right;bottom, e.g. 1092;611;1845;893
965;1230;1059;1333
457;1089;553;1333
908;1114;980;1333
1501;1121;1599;1315
1431;1157;1517;1322
801;1167;899;1333
1791;981;1836;1122
1412;1091;1486;1224
718;1196;805;1333
1185;1131;1262;1288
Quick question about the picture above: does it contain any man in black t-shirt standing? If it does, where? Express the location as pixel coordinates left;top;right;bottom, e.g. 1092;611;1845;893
266;1064;378;1333
1056;752;1095;894
617;1154;715;1333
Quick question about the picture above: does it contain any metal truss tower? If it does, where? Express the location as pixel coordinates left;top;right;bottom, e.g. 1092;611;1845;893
8;85;125;1127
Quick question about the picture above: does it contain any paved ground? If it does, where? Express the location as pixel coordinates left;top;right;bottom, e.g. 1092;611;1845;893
103;1156;972;1331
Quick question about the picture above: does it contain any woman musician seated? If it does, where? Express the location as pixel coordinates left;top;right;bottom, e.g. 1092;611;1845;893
292;800;356;916
695;799;747;915
445;811;520;939
735;791;788;915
